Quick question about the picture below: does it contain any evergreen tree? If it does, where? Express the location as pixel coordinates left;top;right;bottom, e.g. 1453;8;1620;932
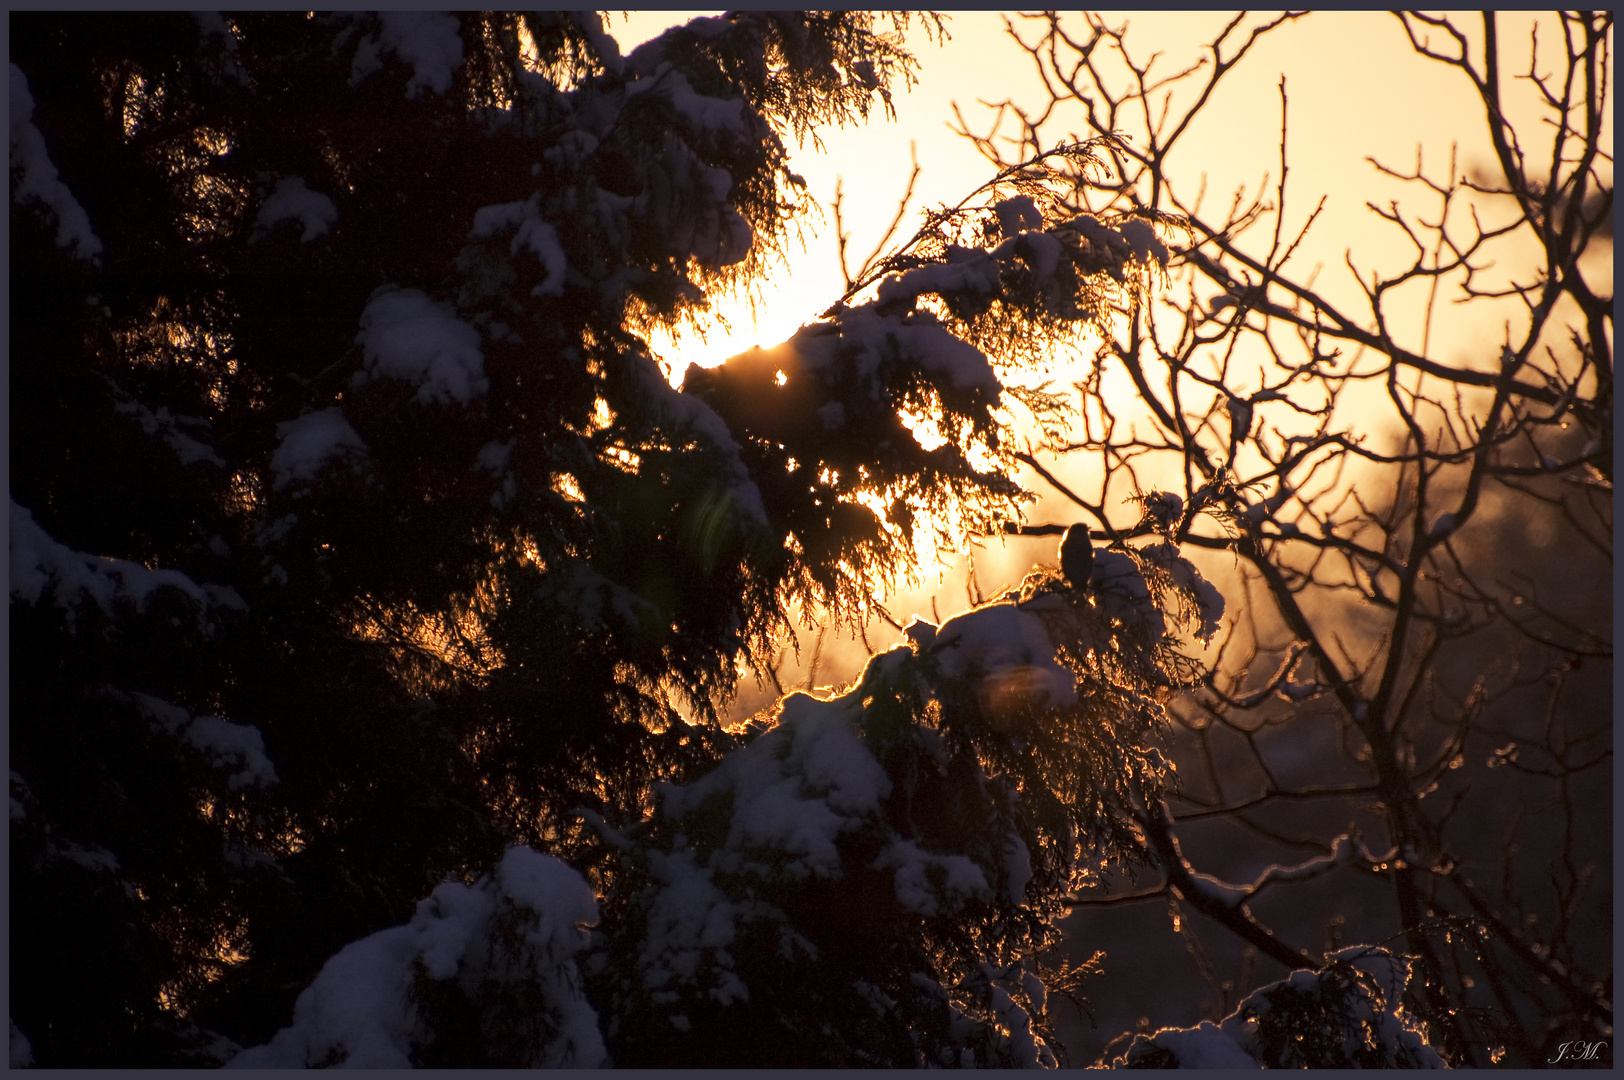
10;11;1446;1068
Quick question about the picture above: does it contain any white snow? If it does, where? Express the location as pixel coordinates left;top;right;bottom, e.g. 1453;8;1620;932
111;395;225;467
903;616;938;649
931;601;1078;709
1089;549;1166;639
791;306;1002;398
475;439;513;472
498;846;601;956
9;772;27;823
987;983;1055;1068
469;198;568;298
10;64;102;259
1142;490;1183;528
994;195;1043;237
1116;217;1171;266
1068;214;1134;265
9;1019;34;1069
1019;968;1046;1017
539;562;660;631
540;129;599;170
636;848;748;1000
131;692;278;790
877;256;1002;309
349;12;464;99
663;690;892;880
476;440;517;508
10;501;246;621
1329;944;1411;1006
646;354;766;525
879;205;1161;311
565;12;623;76
270;407;368;489
874;839;990;916
229;847;605;1069
193;12;236;47
256;176;338;243
47;841;122;874
659;71;749;138
1004;230;1063;281
253;512;299;547
1113;943;1448;1068
1003;832;1033;905
184;716;279;789
1139;541;1224;643
1147;1020;1263;1068
354;288;489;405
228;918;424;1068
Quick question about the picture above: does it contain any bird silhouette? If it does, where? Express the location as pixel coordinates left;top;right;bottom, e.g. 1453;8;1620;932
1059;523;1094;590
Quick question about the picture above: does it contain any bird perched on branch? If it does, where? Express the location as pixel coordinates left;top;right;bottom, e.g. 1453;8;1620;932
1059;523;1094;591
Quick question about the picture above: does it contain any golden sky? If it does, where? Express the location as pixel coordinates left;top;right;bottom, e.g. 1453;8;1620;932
617;12;1605;368
612;11;1611;702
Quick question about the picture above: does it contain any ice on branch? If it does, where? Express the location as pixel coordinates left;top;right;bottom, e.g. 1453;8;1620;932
255;176;338;243
9;64;102;259
228;847;605;1069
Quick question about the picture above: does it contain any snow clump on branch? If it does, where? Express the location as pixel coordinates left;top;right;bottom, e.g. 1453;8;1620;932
255;176;338;243
270;407;368;490
9;64;101;259
353;288;489;406
10;501;245;626
1113;946;1446;1068
346;12;465;99
128;692;278;791
228;847;605;1069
